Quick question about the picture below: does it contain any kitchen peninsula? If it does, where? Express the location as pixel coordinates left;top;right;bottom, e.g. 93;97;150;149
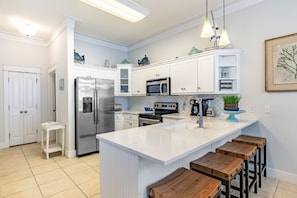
97;116;257;198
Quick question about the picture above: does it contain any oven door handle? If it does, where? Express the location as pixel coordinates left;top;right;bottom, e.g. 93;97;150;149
139;118;161;122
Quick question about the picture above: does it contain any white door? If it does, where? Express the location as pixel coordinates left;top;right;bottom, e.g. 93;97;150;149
9;72;24;146
9;72;37;146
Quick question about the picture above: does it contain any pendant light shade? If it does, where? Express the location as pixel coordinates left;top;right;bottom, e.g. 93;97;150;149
219;28;230;46
201;0;213;38
219;0;230;46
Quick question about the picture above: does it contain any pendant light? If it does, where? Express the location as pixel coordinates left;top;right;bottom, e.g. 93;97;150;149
201;0;214;38
219;0;230;46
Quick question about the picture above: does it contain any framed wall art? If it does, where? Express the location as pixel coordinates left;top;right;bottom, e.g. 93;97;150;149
265;33;297;92
59;79;64;90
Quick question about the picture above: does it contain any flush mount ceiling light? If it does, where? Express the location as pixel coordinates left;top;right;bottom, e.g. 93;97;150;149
18;23;37;37
201;0;214;38
80;0;149;23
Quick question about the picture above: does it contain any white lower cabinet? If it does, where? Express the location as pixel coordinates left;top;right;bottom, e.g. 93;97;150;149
114;112;125;131
124;113;139;129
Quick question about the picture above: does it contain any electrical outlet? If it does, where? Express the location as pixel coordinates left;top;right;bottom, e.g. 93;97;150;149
265;105;270;113
250;105;256;113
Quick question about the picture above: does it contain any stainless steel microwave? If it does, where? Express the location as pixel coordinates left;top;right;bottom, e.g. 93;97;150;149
146;77;170;96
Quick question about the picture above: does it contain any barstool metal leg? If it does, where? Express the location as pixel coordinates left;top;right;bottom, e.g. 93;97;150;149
245;160;249;198
226;180;231;198
254;154;258;193
258;147;262;188
264;144;267;177
240;169;244;198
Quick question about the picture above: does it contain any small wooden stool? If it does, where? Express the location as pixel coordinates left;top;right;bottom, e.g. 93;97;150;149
232;135;267;188
147;167;221;198
190;152;244;198
216;142;257;198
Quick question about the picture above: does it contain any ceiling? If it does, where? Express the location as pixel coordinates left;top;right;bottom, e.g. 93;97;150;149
0;0;250;47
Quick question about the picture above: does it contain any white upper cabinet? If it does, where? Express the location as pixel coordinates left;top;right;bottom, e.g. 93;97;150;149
127;49;241;96
132;69;147;96
145;64;170;80
117;64;134;96
197;55;214;93
214;50;241;94
170;58;198;95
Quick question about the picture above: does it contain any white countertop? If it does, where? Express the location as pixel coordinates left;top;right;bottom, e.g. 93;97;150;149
97;116;258;165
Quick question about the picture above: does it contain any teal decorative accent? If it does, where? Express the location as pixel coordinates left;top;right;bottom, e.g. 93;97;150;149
122;59;130;64
188;47;202;55
138;55;149;66
74;50;85;64
224;110;246;122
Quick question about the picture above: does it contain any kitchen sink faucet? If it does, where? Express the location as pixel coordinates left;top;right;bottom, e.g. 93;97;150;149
197;98;203;128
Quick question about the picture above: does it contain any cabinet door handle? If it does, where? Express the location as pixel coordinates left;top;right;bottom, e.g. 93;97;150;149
20;111;23;114
24;110;28;113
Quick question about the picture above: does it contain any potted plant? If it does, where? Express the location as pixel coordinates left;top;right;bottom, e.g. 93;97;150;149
223;95;240;111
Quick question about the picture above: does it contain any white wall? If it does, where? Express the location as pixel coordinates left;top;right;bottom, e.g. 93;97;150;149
127;0;297;183
0;38;48;146
74;38;127;67
48;20;77;157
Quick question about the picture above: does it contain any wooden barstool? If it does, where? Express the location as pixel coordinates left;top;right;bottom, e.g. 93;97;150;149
147;167;221;198
190;152;244;198
232;135;267;188
216;141;257;198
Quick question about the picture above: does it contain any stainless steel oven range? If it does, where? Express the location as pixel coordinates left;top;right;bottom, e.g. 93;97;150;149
138;102;178;127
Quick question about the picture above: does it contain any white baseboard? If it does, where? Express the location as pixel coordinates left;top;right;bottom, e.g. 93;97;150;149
267;167;297;185
0;142;9;149
65;149;76;158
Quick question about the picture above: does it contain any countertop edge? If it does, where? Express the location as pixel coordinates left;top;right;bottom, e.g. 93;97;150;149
97;118;258;165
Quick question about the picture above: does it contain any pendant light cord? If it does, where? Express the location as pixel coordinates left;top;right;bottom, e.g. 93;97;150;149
223;0;226;28
206;0;208;17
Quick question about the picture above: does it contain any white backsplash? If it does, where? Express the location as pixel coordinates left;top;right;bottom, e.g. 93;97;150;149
115;95;225;117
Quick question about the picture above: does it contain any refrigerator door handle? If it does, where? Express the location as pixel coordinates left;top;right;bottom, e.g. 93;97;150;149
93;90;96;124
97;92;100;124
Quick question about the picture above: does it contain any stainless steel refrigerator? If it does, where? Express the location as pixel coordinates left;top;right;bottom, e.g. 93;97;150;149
75;77;114;156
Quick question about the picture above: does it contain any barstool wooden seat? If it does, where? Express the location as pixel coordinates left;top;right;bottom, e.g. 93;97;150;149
147;167;221;198
232;135;267;188
216;141;257;198
190;152;244;198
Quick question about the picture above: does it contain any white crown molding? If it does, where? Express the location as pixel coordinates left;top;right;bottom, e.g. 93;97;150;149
48;18;76;46
74;32;128;52
128;0;264;51
0;31;48;47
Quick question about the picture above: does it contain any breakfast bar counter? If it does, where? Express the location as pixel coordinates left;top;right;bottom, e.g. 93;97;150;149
97;116;258;198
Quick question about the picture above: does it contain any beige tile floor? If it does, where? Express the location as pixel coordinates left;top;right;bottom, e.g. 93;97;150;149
1;143;297;198
0;143;99;198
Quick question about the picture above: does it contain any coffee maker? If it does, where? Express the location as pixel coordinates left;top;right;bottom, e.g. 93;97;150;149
190;99;208;116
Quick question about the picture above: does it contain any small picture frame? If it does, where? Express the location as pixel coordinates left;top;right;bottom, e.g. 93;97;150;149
265;33;297;92
59;79;64;90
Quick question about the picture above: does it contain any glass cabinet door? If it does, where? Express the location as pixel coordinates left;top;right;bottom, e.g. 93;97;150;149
120;68;129;93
